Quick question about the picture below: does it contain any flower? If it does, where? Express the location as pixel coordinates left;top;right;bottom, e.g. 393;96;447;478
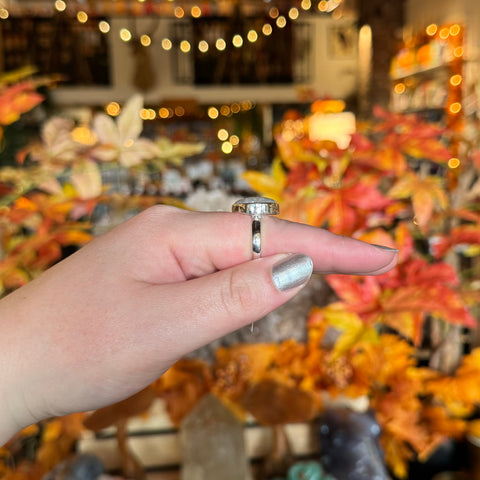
91;94;158;167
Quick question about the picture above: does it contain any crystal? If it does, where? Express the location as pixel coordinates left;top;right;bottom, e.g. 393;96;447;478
180;394;251;480
316;407;392;480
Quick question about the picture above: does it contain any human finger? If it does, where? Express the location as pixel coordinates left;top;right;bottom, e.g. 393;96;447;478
113;207;398;284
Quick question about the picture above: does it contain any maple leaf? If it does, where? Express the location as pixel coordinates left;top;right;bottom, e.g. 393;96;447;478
388;172;448;229
0;81;44;126
430;224;480;259
242;157;287;202
307;179;390;235
315;303;379;358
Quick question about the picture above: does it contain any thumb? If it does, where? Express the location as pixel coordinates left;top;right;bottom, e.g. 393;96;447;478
147;253;313;354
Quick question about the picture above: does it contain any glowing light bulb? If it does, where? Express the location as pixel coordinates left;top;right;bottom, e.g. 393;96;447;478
106;102;121;116
77;11;88;23
208;107;219;119
141;34;151;47
99;20;110;33
162;38;173;50
232;34;243;48
247;30;258;42
216;38;226;51
289;7;299;20
55;0;66;12
120;28;132;42
276;16;287;28
448;157;460;168
198;40;209;52
191;6;201;18
450;74;462;86
221;141;233;154
218;129;229;141
180;40;191;52
262;24;273;36
449;102;462;114
301;0;311;10
426;23;437;36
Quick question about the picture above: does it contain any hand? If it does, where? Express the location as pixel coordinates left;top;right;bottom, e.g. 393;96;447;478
0;205;398;443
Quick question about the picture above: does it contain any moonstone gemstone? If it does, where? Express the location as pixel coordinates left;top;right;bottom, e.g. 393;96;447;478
180;394;251;480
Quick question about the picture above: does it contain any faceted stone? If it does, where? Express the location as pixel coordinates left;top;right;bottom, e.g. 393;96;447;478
316;407;392;480
180;394;251;480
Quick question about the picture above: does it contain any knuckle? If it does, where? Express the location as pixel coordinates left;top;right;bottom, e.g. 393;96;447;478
220;269;257;321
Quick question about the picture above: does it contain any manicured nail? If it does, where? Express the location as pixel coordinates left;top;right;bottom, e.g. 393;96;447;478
272;254;313;292
371;244;399;252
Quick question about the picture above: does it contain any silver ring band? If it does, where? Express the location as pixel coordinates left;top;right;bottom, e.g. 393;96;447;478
232;197;280;259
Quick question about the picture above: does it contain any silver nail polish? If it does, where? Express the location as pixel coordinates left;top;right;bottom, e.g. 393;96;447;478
371;244;399;252
272;254;313;292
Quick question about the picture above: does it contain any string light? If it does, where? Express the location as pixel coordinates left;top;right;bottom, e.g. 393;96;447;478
276;16;287;28
207;107;219;119
99;20;110;33
217;129;229;141
54;0;66;12
77;11;88;23
162;38;173;50
394;83;406;94
174;6;184;18
318;1;328;12
425;23;438;36
289;7;299;20
198;40;209;52
180;40;191;52
120;28;132;42
247;30;258;42
232;34;243;48
448;157;460;168
220;105;231;116
175;106;185;116
450;74;462;86
191;6;202;18
159;107;170;119
215;38;226;51
439;27;449;39
0;8;9;19
221;141;233;154
230;135;240;146
262;24;273;36
269;7;279;19
449;24;461;36
449;102;462;114
301;0;312;10
105;102;121;116
141;34;151;46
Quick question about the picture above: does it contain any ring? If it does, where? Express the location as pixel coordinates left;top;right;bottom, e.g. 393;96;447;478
232;197;280;258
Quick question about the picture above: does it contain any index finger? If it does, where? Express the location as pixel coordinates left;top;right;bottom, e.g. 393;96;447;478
117;207;398;283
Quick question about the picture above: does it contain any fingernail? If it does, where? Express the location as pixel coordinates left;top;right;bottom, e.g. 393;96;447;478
371;244;399;252
272;254;313;292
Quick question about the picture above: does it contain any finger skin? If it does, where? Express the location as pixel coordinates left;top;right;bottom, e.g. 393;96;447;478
104;206;398;284
0;205;398;442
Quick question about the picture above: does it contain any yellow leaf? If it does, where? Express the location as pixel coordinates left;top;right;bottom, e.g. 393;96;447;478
242;158;286;201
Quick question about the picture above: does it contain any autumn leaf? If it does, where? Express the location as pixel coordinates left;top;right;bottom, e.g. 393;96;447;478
316;303;379;358
242;157;287;202
430;224;480;259
388;172;448;229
